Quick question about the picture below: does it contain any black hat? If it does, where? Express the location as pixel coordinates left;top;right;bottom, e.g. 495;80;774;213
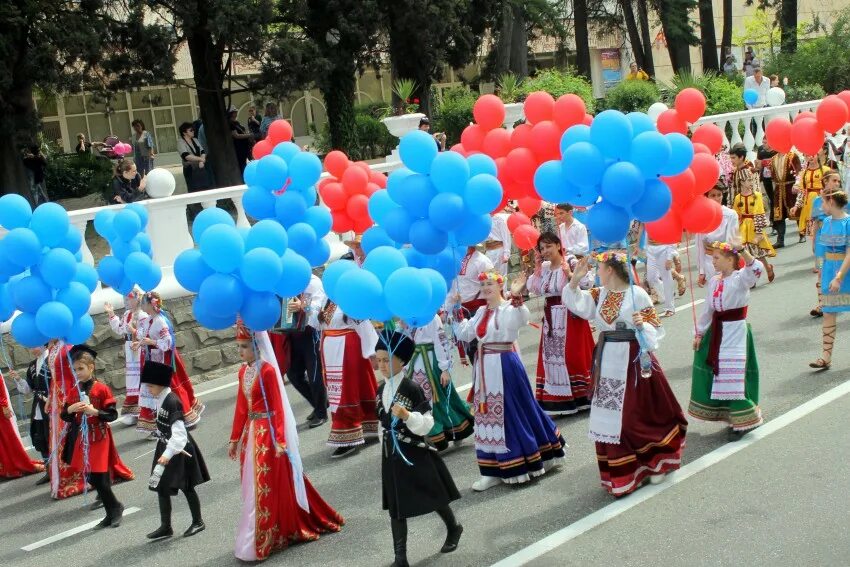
140;361;173;387
69;344;97;361
375;330;416;365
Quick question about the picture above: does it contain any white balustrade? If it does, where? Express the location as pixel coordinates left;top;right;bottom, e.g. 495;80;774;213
503;103;524;131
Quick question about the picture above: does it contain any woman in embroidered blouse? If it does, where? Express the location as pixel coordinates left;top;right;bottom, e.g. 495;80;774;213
528;231;594;416
455;271;565;492
690;240;764;437
563;253;687;497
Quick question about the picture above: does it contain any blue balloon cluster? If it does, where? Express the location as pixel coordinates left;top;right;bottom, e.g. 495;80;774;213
534;109;688;243
241;144;332;268
94;203;161;294
0;196;96;347
322;246;447;328
174;208;312;331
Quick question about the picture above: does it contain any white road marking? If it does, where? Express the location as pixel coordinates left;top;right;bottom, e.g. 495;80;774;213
489;377;850;567
21;507;142;551
675;298;705;312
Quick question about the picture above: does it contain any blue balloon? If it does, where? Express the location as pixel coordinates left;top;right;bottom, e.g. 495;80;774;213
429;193;465;232
400;131;439;174
240;291;281;331
409;220;448;255
600;162;646;208
112;209;142;242
304;238;331;267
199;273;244;317
386;168;415;199
2;228;42;268
0;194;33;230
661;133;695;176
303;206;333;237
321;260;357;301
275;190;307;228
93;210;117;241
55;282;91;319
241;248;282;292
590;110;634;160
630;131;672;178
125;203;149;229
467;154;498;177
367;190;397;226
454;213;492;246
626;112;656;137
58;225;83;254
111;238;141;261
135;233;152;256
335;269;384;320
73;263;99;293
200;224;245;273
174;249;213;293
0;283;13;321
11;312;48;348
243;185;277;220
272;141;300;163
191;207;235;242
300;184;318;207
193;299;235;331
401;247;427;268
246;219;289;255
534;160;567;203
430;152;470;194
275;249;312;297
560;124;591;156
586;201;631;243
384;207;415;243
97;255;125;288
567;184;601;208
243;160;260;186
743;88;759;105
361;226;396;254
12;276;52;314
391;173;436;216
632;179;673;222
288;152;322;191
66;314;95;344
363;246;408;284
35;301;73;338
256;154;289;192
124;251;153;285
40;248;78;289
464;174;502;215
562;142;605;188
421;267;448;314
30;203;70;247
385;267;432;320
115;276;135;296
286;222;317;256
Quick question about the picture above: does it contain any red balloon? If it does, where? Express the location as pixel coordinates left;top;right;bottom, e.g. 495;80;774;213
332;212;354;233
517;196;542;217
582;114;594;126
318;177;333;191
646;210;683;244
461;124;486;152
473;94;506;131
511;123;534;148
342;166;369;196
794;111;817;124
320;182;347;210
816;95;849;133
692;143;711;154
661;170;697;211
324;150;349;178
506;147;538;184
553;94;587;131
346;194;370;222
353;215;373;234
674;88;707;123
252;140;273;159
838;91;850;113
353;161;371;174
691;153;721;194
482;128;512;158
513;224;540;251
369;171;387;188
507;212;532;232
267;119;294;144
657;109;689;135
364;182;380;197
792;117;825;156
691;123;724;154
450;143;467;156
524;91;555;125
529;121;561;162
682;197;722;234
765;118;793;153
502;180;527;200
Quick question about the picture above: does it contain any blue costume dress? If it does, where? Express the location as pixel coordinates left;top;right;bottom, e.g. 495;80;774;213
817;215;850;313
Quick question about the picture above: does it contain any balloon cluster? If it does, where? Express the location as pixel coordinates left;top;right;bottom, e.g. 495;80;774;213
766;91;850;155
94;204;162;294
319;150;387;234
173;208;312;331
0;197;97;347
241;119;333;268
113;142;133;157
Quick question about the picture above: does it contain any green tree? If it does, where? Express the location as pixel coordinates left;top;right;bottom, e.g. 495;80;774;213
0;1;174;199
697;0;719;71
653;0;699;72
485;1;565;80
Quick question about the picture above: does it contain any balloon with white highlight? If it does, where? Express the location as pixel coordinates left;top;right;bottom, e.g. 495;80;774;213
766;87;786;107
145;168;177;198
647;102;668;122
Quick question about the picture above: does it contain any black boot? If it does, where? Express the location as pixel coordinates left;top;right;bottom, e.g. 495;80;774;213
183;521;205;537
436;506;463;553
390;518;409;567
110;503;125;528
149;493;174;539
146;525;174;539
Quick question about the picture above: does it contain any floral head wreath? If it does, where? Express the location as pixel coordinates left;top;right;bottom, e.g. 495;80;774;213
593;251;628;265
142;291;161;312
478;270;505;285
711;241;742;254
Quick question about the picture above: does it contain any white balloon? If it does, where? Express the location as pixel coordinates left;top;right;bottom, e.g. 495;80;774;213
766;87;786;107
648;102;669;122
145;168;176;198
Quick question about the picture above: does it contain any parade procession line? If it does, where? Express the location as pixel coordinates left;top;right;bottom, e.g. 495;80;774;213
21;507;142;551
489;377;850;567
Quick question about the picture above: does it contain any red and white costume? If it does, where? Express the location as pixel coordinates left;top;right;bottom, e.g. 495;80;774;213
107;304;148;422
0;372;43;478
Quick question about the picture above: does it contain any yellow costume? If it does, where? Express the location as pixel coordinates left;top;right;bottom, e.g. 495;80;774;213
626;70;650;81
794;165;830;236
732;191;776;259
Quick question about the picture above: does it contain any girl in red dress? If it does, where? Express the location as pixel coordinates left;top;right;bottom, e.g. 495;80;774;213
0;370;43;478
229;323;343;561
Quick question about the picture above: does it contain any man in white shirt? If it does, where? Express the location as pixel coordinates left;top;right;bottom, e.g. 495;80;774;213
743;65;770;109
554;204;589;257
484;208;512;278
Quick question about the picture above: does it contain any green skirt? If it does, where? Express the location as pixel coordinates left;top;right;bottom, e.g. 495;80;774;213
407;344;474;451
688;324;763;432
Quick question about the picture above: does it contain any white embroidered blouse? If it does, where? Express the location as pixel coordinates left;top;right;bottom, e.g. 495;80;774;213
695;260;763;335
455;302;530;343
411;316;451;372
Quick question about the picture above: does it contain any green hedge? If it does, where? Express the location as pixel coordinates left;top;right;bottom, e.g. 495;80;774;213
311;103;398;161
520;69;596;114
784;82;827;103
662;73;744;116
434;87;476;146
602;80;660;113
45;152;113;202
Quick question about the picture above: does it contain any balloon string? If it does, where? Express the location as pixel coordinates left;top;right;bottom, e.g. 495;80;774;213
683;233;699;335
378;333;413;467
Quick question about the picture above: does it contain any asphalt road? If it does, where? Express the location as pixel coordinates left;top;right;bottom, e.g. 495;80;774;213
1;233;846;567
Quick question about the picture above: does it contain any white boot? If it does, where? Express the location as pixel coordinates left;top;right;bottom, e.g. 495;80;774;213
471;476;502;492
649;473;666;485
118;413;138;426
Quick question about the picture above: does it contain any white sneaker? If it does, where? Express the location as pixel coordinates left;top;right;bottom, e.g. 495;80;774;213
649;473;666;485
471;476;502;492
118;414;138;426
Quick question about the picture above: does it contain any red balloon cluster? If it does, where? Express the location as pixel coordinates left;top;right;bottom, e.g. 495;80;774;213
318;150;387;234
656;88;708;135
766;92;850;156
506;212;539;251
252;119;294;159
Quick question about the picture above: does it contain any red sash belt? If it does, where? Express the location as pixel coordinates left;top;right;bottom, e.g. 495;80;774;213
460;298;487;319
475;342;513;413
706;306;748;371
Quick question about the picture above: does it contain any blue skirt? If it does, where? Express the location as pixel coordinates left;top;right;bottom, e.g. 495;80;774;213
476;352;566;482
821;257;850;312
